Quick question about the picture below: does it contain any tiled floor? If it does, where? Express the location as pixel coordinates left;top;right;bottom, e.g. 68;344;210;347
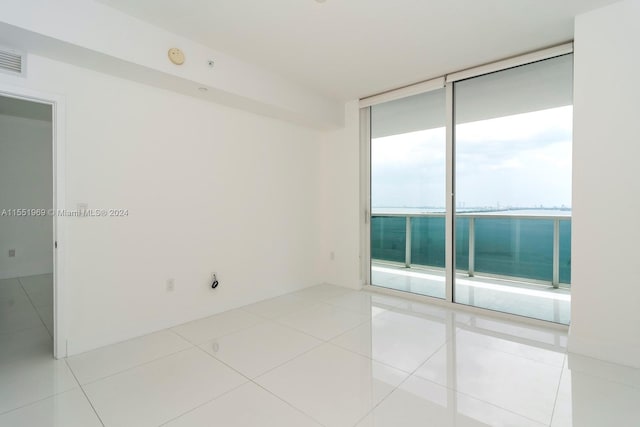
1;280;639;426
372;264;571;324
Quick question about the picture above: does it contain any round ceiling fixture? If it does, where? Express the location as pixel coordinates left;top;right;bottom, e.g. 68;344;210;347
167;48;185;65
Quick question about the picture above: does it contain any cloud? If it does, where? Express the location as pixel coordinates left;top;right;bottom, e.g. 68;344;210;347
372;106;573;209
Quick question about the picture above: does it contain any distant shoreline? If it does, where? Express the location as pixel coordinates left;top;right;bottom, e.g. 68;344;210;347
372;207;572;217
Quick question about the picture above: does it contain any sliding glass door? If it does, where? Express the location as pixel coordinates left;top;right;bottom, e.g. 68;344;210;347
370;89;447;299
453;55;573;323
367;49;573;324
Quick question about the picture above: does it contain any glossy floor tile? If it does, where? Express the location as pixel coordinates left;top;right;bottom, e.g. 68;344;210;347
0;326;52;364
171;308;263;344
67;330;192;384
2;282;639;426
82;348;247;427
355;375;546;427
0;349;78;414
0;388;102;427
553;354;640;427
34;303;54;337
256;343;408;427
292;283;352;300
241;294;317;319
0;298;44;334
199;321;321;378
331;309;449;372
323;290;405;316
163;382;322;427
0;278;26;300
0;285;76;416
551;360;572;427
277;302;370;341
19;274;54;308
414;329;564;424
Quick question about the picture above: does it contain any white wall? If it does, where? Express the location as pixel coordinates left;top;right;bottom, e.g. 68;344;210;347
0;54;324;355
319;101;362;289
0;113;53;279
570;0;640;368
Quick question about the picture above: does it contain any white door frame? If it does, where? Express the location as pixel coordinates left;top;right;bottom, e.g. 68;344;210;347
0;82;67;359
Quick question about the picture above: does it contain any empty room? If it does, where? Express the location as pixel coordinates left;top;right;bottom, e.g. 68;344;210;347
0;0;639;426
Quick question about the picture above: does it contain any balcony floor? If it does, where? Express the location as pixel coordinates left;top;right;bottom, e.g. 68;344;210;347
371;263;570;324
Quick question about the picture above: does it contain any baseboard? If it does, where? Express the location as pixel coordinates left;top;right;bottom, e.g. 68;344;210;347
568;334;640;370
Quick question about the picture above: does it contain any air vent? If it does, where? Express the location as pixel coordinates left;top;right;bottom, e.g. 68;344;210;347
0;47;24;76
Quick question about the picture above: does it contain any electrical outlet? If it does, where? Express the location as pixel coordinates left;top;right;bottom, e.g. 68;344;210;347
330;251;335;261
211;272;219;289
166;278;175;292
8;249;16;257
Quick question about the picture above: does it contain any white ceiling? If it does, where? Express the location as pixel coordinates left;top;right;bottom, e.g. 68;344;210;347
100;0;617;102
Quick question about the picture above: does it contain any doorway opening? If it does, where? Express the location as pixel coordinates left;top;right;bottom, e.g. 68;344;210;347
0;94;55;357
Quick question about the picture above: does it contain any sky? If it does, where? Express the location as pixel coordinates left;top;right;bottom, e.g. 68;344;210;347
371;106;573;211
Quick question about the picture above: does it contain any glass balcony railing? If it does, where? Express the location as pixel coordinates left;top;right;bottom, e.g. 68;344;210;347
371;212;571;287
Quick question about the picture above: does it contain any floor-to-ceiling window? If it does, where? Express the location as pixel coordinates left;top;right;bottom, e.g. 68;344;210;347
453;54;573;322
366;47;573;324
370;89;446;299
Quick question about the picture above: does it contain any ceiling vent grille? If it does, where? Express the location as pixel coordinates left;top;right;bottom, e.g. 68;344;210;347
0;47;25;76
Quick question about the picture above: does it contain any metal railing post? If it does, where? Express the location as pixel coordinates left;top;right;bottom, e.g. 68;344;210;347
552;218;560;288
405;216;412;268
468;217;475;277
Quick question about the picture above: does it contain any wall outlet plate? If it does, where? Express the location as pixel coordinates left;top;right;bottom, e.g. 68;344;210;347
8;249;15;257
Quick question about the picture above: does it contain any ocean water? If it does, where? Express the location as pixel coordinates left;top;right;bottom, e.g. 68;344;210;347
371;210;571;284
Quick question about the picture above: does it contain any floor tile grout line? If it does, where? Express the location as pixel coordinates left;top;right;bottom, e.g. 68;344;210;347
249;379;329;427
0;386;76;418
156;380;249;427
153;344;266;425
171;311;265;345
462;343;566;369
271;304;373;343
410;366;552;426
244;333;416;427
403;370;551;426
64;358;106;427
342;332;437;427
322;300;399;318
549;354;568;426
274;317;364;343
386;323;561;426
239;336;327;380
327;312;464;377
192;333;330;426
75;345;197;387
16;276;52;338
69;309;316;389
0;323;52;338
239;300;321;322
347;326;467;426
